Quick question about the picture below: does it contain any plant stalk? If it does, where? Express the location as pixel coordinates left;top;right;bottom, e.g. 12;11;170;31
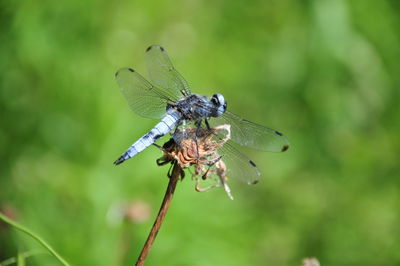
0;212;70;266
135;162;181;266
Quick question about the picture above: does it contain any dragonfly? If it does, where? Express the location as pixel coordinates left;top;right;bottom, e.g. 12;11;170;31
114;45;289;184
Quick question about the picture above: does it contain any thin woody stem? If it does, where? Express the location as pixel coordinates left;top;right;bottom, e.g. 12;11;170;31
135;162;182;266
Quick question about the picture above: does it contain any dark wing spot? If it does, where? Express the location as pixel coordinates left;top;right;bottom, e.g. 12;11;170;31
146;46;152;52
128;68;135;72
275;131;283;136
250;180;259;185
159;46;165;51
115;71;119;77
281;144;289;152
249;160;257;167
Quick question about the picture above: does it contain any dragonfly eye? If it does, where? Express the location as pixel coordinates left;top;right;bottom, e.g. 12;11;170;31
210;93;227;117
211;94;220;105
212;93;226;107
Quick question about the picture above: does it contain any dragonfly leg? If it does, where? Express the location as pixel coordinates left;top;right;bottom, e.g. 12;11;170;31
156;157;171;166
201;155;222;180
204;118;211;130
194;120;204;159
152;143;162;149
154;139;176;166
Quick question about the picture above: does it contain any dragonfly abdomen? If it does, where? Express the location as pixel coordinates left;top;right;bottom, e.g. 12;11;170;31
114;110;182;165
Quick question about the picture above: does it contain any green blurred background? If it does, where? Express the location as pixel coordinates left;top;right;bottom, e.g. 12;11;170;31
1;0;399;265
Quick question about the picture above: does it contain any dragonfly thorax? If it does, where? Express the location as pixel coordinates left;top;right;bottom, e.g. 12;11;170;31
174;93;227;121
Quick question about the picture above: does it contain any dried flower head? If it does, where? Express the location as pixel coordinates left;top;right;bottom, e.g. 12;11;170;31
156;124;234;199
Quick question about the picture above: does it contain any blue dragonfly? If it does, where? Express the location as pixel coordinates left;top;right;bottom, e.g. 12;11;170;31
114;45;289;184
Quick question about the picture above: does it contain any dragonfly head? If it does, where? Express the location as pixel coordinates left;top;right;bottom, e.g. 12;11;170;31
210;93;227;117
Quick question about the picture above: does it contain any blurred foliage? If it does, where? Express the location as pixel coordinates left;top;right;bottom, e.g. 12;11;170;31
1;0;400;265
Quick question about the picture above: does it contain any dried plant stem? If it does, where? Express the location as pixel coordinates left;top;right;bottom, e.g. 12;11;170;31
135;162;181;266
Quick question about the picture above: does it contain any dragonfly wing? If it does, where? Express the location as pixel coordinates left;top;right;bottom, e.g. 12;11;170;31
209;111;290;152
217;141;261;185
145;45;191;98
115;68;177;119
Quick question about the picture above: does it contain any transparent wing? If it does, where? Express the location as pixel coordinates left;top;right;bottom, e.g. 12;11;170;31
217;141;261;185
209;111;290;152
115;68;178;119
145;45;191;98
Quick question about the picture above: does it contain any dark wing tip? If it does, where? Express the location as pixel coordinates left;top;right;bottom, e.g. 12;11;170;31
274;131;289;152
146;45;164;52
116;68;134;77
247;160;260;185
281;144;289;152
